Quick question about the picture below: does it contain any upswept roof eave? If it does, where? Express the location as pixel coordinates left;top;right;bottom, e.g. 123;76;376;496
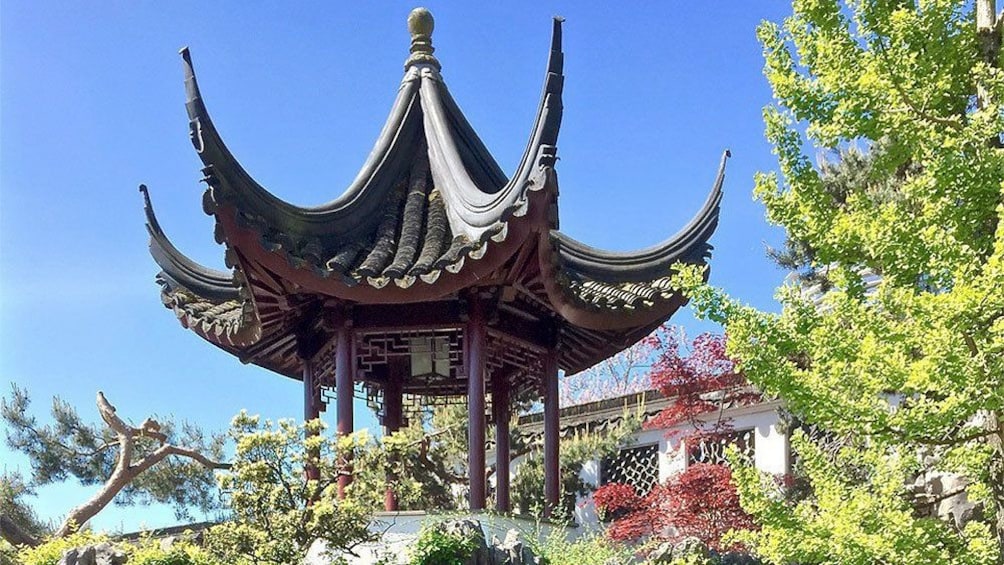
141;184;238;301
184;46;422;237
552;149;728;283
532;152;727;330
141;185;262;348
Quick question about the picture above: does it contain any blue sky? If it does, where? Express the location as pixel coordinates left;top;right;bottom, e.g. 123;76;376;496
1;2;793;532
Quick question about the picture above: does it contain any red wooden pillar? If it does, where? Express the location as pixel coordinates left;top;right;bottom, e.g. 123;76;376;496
335;321;354;499
383;358;406;511
303;358;321;483
543;351;560;516
466;293;487;511
493;374;511;513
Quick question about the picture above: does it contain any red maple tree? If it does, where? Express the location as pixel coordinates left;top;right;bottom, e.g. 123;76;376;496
592;330;759;549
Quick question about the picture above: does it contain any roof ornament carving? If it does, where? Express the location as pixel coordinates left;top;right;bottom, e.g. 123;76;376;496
406;7;440;71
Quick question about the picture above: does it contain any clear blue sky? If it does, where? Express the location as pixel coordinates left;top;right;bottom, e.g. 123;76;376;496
1;2;792;532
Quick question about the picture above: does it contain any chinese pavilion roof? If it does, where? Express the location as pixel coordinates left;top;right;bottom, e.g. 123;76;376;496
141;9;728;385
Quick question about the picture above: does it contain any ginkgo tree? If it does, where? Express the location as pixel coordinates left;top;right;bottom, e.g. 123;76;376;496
673;0;1004;563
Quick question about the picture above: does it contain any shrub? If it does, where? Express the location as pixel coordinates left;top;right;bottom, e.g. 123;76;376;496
129;537;222;565
529;528;633;565
593;464;755;550
409;522;480;565
14;531;107;565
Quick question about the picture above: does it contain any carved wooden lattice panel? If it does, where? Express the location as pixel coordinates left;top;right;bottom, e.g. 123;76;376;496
601;443;660;494
687;429;756;466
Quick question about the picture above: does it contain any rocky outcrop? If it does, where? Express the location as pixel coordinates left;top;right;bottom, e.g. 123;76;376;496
426;519;542;565
58;542;128;565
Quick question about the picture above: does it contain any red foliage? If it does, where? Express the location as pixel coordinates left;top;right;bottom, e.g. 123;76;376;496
594;464;757;550
591;330;761;550
644;331;760;441
591;483;640;514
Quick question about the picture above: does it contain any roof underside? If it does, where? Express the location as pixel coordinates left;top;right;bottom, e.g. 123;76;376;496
142;16;727;380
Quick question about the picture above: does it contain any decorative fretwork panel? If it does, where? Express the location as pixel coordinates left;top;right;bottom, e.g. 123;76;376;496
601;443;660;494
687;429;756;466
357;329;465;379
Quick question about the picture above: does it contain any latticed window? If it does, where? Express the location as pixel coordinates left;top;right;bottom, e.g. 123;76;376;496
601;443;660;494
687;429;756;466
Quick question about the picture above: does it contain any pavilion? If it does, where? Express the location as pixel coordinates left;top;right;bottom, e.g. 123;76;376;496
140;8;727;514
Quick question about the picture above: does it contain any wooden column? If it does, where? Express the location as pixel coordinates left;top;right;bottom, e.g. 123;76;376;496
335;321;354;499
302;358;321;483
466;293;487;511
543;351;560;516
492;374;511;513
383;358;406;511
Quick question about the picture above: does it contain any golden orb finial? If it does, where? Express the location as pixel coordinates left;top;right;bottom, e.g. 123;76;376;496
405;7;440;70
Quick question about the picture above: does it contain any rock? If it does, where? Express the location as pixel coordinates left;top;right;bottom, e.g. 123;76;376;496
673;537;709;560
158;536;177;553
427;520;543;565
646;541;676;564
913;470;982;529
490;528;542;565
436;519;490;565
58;543;127;565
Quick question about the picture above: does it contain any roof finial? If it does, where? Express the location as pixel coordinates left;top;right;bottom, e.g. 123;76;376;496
406;7;440;70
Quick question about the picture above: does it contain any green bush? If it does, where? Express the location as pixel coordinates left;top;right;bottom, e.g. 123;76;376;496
14;532;108;565
409;522;480;565
129;537;222;565
7;533;223;565
529;529;634;565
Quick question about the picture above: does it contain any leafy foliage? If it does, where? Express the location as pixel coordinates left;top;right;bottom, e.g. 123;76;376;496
644;331;759;443
12;531;108;565
128;536;221;565
202;413;372;565
408;522;480;565
528;527;634;565
594;464;755;551
672;0;1004;561
512;410;642;520
591;332;757;551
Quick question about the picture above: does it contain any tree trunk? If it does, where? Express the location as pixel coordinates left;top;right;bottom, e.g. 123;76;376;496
0;514;39;548
53;393;229;538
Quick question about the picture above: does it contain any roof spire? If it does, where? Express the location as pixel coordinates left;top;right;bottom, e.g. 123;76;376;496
406;7;440;70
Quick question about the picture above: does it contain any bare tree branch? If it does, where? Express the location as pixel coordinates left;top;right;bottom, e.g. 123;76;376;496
53;392;228;538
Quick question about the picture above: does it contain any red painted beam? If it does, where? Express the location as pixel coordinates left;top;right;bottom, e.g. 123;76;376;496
543;351;560;516
466;293;488;511
303;357;321;485
335;321;354;499
383;358;406;511
493;374;511;513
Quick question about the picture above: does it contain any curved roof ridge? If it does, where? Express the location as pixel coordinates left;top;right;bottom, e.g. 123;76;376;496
184;47;422;235
183;14;563;244
141;184;238;301
552;150;729;283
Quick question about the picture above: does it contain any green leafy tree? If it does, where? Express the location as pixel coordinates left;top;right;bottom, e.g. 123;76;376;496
1;386;227;544
672;0;1004;562
203;413;372;565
